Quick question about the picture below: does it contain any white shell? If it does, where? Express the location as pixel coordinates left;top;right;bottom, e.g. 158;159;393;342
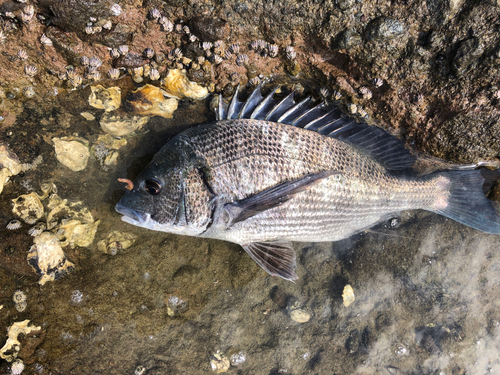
342;284;355;307
290;308;311;323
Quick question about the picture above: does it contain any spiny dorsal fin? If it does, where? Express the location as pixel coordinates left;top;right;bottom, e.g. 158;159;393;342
216;85;415;171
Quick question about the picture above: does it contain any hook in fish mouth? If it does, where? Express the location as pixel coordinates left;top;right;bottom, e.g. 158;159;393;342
118;178;134;190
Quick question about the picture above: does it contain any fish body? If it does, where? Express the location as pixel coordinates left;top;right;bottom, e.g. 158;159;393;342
116;85;500;281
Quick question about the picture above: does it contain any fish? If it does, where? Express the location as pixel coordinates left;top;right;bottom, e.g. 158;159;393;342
115;83;500;282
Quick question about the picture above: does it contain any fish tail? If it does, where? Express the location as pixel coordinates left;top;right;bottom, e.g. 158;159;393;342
430;169;500;234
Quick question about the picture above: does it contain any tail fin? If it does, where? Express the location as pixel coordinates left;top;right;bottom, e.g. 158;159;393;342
431;169;500;234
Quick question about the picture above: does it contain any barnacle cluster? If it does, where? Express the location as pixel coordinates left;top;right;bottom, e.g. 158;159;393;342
12;291;27;312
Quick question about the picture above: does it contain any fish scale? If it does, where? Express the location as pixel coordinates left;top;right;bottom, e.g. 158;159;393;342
178;119;444;243
116;85;500;281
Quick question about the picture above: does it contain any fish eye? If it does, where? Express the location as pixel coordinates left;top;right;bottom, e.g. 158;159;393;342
144;178;162;195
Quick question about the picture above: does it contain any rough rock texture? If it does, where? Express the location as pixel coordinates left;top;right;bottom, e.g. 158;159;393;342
0;0;499;163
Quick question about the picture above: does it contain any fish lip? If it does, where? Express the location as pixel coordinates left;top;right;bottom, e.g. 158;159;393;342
115;202;147;224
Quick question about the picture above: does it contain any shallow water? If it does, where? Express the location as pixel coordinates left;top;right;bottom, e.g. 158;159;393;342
0;86;499;375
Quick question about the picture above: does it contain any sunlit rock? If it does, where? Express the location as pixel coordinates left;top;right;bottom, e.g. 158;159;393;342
88;85;121;111
52;137;90;172
28;232;75;285
124;84;178;118
162;69;208;100
99;112;149;136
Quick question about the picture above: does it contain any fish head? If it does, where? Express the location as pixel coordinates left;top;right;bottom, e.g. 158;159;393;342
115;144;189;233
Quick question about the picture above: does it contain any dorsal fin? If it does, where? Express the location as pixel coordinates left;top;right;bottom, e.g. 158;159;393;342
215;85;415;171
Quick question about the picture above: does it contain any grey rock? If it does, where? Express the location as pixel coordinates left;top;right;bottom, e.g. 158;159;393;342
428;111;500;163
98;23;135;48
189;16;229;42
426;0;465;26
39;0;116;35
333;28;362;49
336;0;356;10
44;26;83;65
364;17;405;41
161;0;185;6
451;37;484;76
345;329;361;353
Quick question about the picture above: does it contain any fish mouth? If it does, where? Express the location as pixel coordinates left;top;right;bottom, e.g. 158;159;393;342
115;203;148;225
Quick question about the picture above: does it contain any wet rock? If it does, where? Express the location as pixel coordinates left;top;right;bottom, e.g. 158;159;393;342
333;28;362;49
99;113;149;136
414;325;450;354
162;0;185;6
427;111;500;163
40;0;117;35
426;0;465;26
166;295;189;317
124;84;178;118
451;37;484;76
0;320;42;361
113;52;150;69
285;60;301;77
52;137;90;172
270;286;288;308
89;85;121;112
98;23;135;47
360;326;375;352
11;193;44;224
187;68;212;85
345;329;361;353
27;232;75;285
44;26;84;65
364;17;405;41
189;16;230;42
336;0;356;10
162;69;209;100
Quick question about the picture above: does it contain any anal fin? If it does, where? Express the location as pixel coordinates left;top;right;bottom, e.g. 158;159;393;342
242;241;298;281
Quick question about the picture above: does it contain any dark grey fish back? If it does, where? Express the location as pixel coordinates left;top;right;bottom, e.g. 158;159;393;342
216;84;415;171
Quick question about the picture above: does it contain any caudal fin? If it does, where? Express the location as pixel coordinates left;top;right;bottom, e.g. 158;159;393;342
432;169;500;234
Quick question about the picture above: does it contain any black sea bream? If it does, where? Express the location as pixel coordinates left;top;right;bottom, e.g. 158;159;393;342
115;84;500;281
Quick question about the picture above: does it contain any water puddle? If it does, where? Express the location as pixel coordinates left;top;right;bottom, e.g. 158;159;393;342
0;82;499;375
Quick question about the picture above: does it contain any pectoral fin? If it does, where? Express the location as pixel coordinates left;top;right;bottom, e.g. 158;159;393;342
224;170;339;226
242;241;298;282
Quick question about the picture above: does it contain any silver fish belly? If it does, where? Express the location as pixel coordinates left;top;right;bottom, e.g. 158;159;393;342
116;84;500;281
